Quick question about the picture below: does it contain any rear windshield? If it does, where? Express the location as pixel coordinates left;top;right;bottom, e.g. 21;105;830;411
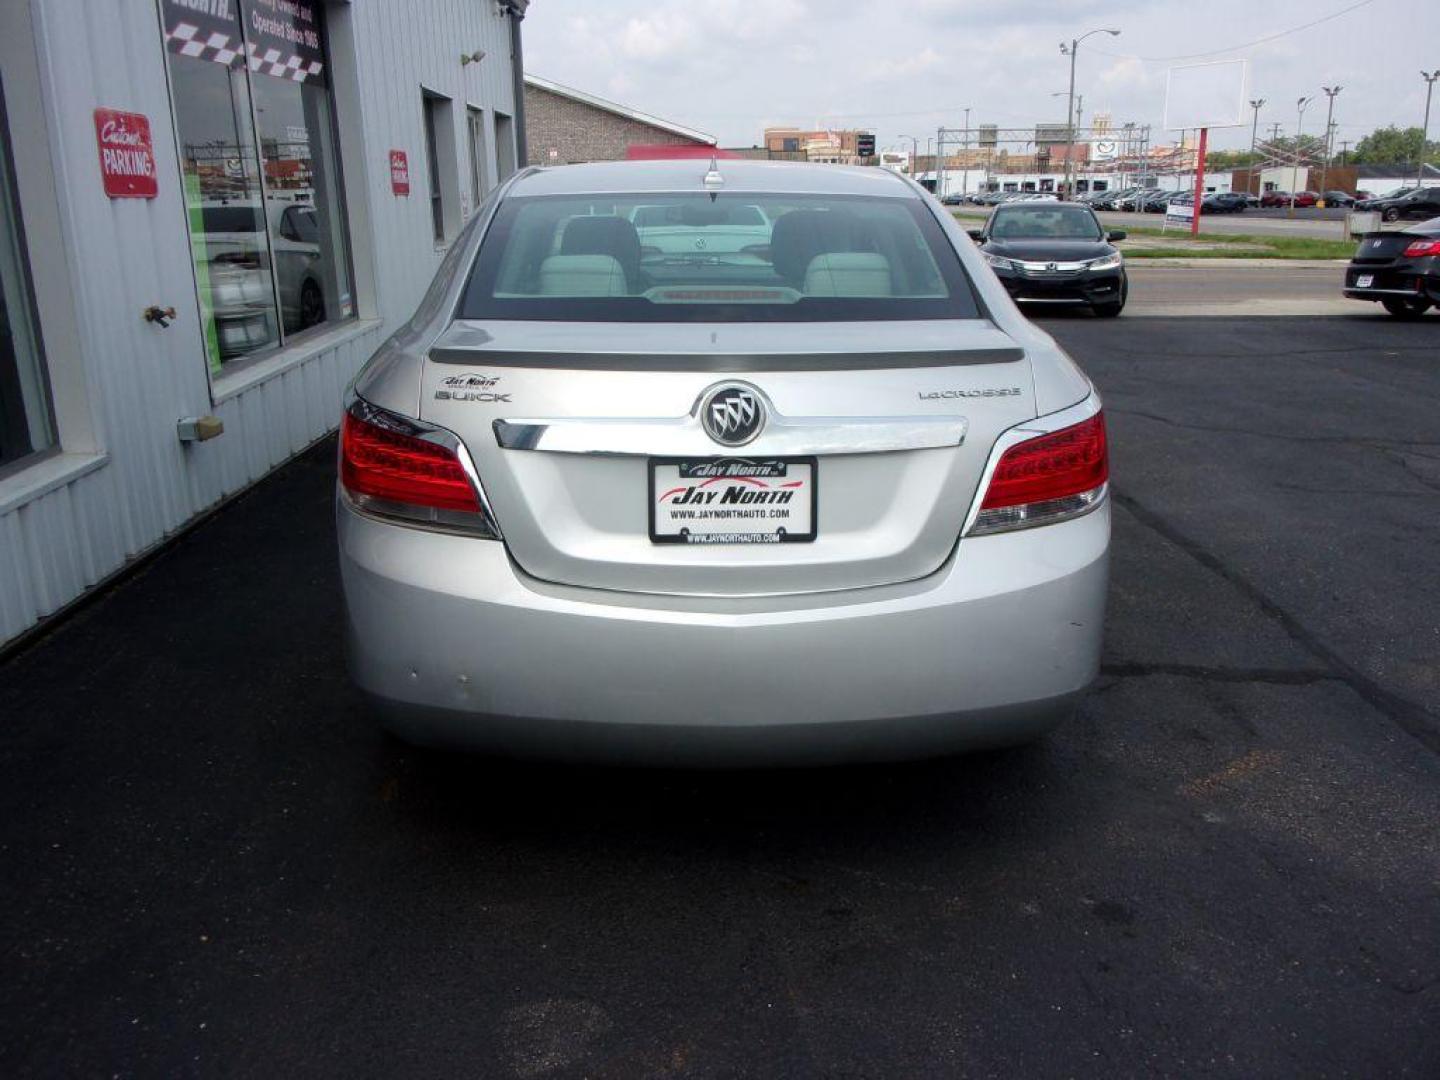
989;206;1103;240
458;192;979;322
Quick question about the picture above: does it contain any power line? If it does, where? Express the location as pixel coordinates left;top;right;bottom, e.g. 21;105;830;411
1091;0;1378;64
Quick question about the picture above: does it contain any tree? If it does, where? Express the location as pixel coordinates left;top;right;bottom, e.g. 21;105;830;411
1205;149;1260;170
1254;134;1328;163
1353;126;1440;164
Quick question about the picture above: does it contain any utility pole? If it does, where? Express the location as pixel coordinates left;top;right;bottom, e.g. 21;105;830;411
935;128;943;198
1248;98;1265;195
1339;140;1350;166
1290;95;1310;217
1060;27;1120;200
1421;71;1440;188
963;107;971;198
1318;85;1341;199
899;134;918;177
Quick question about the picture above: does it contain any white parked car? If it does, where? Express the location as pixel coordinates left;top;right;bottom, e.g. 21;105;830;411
337;160;1110;764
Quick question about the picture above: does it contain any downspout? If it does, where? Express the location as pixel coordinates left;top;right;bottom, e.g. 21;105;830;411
502;0;529;165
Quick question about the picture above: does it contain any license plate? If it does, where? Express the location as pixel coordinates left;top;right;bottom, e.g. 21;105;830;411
1356;274;1374;288
649;457;817;544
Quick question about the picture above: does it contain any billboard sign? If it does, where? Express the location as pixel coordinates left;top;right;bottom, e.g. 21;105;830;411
1164;60;1248;131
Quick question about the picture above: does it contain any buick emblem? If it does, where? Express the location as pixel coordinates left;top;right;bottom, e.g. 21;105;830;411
700;384;764;446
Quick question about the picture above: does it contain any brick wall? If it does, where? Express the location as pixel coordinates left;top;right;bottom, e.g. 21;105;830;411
524;85;710;165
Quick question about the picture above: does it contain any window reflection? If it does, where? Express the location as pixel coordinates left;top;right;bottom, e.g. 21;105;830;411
169;25;280;370
251;71;352;336
163;0;351;376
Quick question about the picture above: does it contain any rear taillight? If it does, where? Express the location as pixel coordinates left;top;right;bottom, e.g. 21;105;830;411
968;411;1108;536
339;397;500;537
1403;239;1440;257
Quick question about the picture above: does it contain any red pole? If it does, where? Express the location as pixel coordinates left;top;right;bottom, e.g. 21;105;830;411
1191;127;1208;237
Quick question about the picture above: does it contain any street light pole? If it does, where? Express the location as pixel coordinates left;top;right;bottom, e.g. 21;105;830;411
1318;86;1341;200
897;134;919;179
1247;98;1265;195
1060;27;1120;200
962;107;971;198
1421;71;1440;188
1291;95;1311;217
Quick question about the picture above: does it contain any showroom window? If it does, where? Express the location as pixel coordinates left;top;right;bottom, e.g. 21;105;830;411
494;112;516;181
0;77;54;474
423;94;445;242
467;105;487;211
161;0;353;377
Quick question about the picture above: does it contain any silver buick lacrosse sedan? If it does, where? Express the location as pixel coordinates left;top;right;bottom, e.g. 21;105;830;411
337;159;1109;764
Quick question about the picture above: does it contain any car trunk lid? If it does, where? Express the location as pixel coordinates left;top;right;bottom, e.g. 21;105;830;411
1351;232;1421;266
420;319;1036;596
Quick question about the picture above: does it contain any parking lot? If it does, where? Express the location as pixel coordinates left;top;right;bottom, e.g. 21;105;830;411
2;280;1437;1077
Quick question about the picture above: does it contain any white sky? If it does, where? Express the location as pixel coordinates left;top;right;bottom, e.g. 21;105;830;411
523;0;1439;155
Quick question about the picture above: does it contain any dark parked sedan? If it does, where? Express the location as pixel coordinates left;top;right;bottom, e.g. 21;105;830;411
1321;191;1356;208
1358;186;1440;223
1342;217;1440;318
1204;192;1248;213
970;202;1127;316
1141;190;1179;213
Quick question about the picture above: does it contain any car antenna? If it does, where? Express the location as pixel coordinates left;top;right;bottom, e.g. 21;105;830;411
703;154;723;201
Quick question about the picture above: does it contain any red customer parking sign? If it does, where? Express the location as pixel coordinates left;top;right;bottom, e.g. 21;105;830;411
390;150;410;196
94;108;158;199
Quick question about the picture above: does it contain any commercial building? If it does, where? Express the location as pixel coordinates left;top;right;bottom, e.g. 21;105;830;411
762;128;873;165
1230;162;1440;196
0;0;529;648
523;74;715;164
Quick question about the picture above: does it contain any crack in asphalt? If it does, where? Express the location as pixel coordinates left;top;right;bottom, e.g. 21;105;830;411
1273;482;1439;498
1097;341;1440;361
1376;449;1440;496
1100;662;1337;686
1107;406;1440;450
1111;489;1440;757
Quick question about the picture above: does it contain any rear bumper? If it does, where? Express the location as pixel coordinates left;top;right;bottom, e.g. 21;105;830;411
1343;264;1438;302
337;497;1110;765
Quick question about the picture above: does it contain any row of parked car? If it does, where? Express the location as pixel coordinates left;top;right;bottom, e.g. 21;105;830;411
943;184;1440;221
940;191;1059;206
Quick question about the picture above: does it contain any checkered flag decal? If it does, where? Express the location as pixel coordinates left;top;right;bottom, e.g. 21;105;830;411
165;21;243;67
164;20;325;84
246;42;325;84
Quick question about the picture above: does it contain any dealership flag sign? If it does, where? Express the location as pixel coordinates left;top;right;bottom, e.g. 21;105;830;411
94;109;158;198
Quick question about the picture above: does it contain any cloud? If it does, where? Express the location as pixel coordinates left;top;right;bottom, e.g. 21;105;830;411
1097;57;1152;92
863;47;944;83
523;0;1440;152
914;0;1143;28
618;11;698;61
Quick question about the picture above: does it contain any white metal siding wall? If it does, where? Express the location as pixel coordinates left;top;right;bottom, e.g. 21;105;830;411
345;1;516;329
0;0;519;646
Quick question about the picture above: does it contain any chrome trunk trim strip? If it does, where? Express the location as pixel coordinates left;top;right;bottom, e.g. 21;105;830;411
494;412;967;456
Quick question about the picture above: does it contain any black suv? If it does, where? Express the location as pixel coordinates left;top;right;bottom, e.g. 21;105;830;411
1358;186;1440;223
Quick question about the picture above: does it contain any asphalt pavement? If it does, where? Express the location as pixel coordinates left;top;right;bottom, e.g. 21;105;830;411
1;302;1437;1077
1125;263;1352;317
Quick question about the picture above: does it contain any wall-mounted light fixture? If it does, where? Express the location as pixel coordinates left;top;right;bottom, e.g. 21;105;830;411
461;50;485;66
